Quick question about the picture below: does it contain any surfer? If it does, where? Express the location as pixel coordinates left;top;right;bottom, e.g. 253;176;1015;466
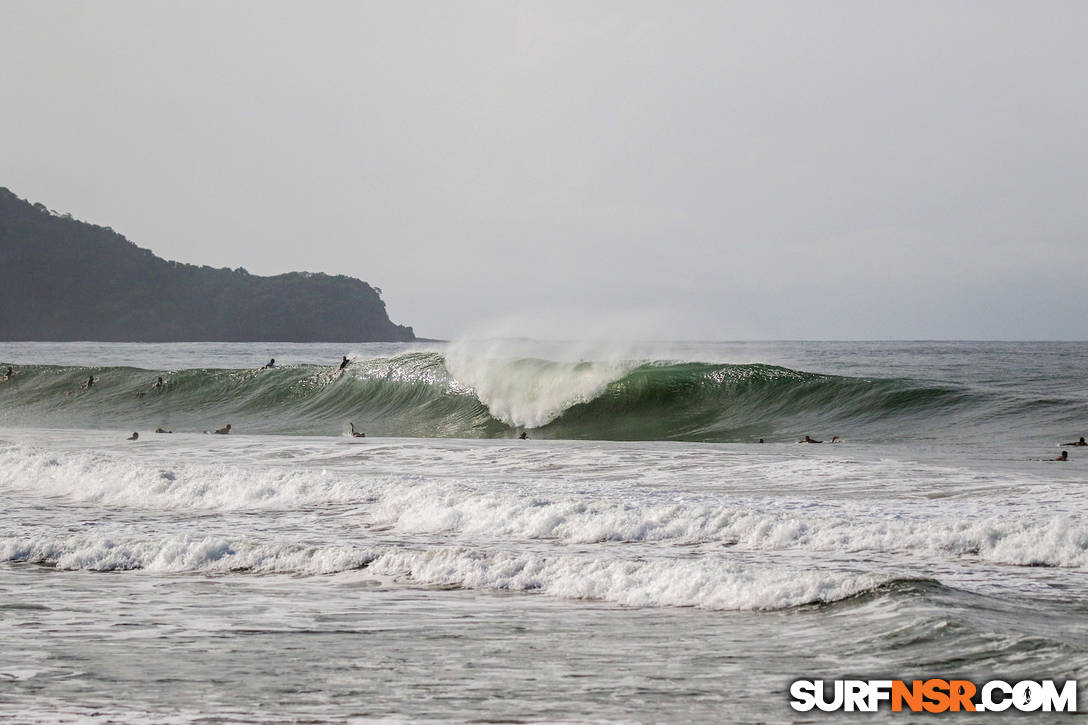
339;356;350;371
1062;436;1087;447
155;428;172;434
82;375;95;390
214;424;232;434
800;435;822;443
1;366;12;380
262;359;276;369
349;422;365;438
127;432;139;441
1055;450;1068;461
153;376;165;390
519;432;528;440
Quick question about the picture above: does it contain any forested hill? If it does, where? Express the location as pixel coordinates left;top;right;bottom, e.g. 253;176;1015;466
0;188;415;342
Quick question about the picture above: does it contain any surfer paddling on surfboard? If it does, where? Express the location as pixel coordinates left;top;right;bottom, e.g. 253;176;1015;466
1062;436;1087;446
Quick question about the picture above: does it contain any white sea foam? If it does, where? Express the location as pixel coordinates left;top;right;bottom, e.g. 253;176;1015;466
0;528;877;609
443;337;637;428
371;479;1088;568
3;443;1086;573
0;445;373;510
7;519;1084;609
0;533;375;574
366;547;884;610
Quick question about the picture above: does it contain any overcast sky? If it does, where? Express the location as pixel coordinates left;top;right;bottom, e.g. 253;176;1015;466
2;1;1086;340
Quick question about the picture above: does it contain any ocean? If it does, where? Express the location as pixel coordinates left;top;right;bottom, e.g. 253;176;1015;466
0;340;1085;723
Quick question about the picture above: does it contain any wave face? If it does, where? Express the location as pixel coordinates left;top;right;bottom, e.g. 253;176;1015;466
0;351;1079;441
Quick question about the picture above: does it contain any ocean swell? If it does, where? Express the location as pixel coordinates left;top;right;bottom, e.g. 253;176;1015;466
0;351;1051;442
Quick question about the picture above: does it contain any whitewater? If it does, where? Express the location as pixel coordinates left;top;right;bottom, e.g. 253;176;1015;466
1;341;1086;722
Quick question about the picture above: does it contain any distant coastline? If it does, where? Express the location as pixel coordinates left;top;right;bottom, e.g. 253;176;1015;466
0;188;416;343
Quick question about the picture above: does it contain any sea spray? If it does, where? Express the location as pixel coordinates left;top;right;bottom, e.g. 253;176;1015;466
444;337;636;428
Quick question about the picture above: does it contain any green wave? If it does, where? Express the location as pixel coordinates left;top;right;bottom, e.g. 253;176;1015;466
0;353;1017;441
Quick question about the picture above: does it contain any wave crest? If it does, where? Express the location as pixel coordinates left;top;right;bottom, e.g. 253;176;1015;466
0;350;1037;441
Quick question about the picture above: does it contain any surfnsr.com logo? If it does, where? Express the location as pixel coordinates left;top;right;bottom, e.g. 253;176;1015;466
790;679;1077;713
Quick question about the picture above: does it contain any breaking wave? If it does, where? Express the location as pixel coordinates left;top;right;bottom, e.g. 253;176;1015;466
0;351;1076;441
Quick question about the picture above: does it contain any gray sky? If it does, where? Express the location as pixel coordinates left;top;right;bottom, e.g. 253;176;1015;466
2;1;1086;340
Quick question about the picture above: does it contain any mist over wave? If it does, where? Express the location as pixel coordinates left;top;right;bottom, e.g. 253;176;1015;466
444;338;636;428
